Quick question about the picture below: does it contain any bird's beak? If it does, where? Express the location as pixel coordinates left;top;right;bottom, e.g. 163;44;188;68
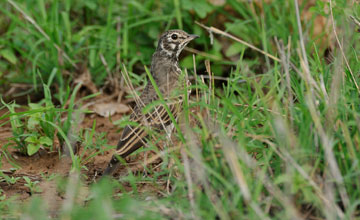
188;34;199;41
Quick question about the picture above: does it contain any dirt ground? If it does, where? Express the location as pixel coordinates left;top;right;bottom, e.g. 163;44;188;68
0;107;169;211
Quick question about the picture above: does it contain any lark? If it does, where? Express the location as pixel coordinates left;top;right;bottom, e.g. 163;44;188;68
103;30;198;176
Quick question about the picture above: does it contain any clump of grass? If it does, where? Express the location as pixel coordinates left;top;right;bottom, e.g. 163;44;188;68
0;81;97;173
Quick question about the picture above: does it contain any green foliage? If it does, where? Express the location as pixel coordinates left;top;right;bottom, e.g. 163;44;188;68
0;0;360;219
23;176;41;194
78;122;109;169
0;49;17;65
0;173;20;185
182;0;214;18
24;135;52;156
0;189;5;201
1;98;56;156
22;197;48;220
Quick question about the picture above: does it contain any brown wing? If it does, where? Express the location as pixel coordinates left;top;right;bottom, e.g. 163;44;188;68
103;66;190;176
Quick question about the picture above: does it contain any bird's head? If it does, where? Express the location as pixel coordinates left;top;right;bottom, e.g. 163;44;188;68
156;30;198;60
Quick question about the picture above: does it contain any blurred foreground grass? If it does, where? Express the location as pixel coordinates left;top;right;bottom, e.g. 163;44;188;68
0;0;360;219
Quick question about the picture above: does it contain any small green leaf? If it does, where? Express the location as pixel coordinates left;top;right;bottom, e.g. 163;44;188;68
28;103;42;109
274;174;290;185
23;176;31;184
27;143;40;156
0;49;17;64
27;115;40;130
25;136;39;144
225;43;245;57
39;136;52;146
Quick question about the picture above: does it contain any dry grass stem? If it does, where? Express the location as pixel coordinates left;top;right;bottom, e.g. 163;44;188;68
195;21;280;62
183;123;230;220
329;0;360;93
215;128;302;219
181;147;197;220
350;15;360;27
294;0;310;73
121;64;144;109
99;53;111;76
205;60;213;104
274;37;294;123
192;54;199;103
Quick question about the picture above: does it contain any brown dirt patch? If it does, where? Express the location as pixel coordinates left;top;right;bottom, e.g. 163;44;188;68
0;103;175;217
0;108;153;196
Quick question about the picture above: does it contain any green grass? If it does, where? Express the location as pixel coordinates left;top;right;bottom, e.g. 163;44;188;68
1;0;360;219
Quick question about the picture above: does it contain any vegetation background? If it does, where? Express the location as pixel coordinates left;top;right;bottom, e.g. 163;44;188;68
0;0;359;219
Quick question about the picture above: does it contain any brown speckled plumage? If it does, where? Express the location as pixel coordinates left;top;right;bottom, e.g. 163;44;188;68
103;30;198;176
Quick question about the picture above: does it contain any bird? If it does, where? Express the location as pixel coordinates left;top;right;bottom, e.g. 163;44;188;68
103;30;198;176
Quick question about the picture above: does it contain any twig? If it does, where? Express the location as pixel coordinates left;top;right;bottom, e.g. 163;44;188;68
195;21;280;62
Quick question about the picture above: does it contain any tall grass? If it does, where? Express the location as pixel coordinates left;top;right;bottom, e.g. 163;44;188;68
0;0;359;219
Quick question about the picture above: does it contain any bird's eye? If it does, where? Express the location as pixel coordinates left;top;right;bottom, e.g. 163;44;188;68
171;34;178;40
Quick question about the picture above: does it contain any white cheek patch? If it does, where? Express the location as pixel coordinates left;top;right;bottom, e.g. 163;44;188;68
176;42;186;57
170;43;176;50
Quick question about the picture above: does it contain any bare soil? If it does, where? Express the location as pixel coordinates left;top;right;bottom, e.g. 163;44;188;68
0;107;169;211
